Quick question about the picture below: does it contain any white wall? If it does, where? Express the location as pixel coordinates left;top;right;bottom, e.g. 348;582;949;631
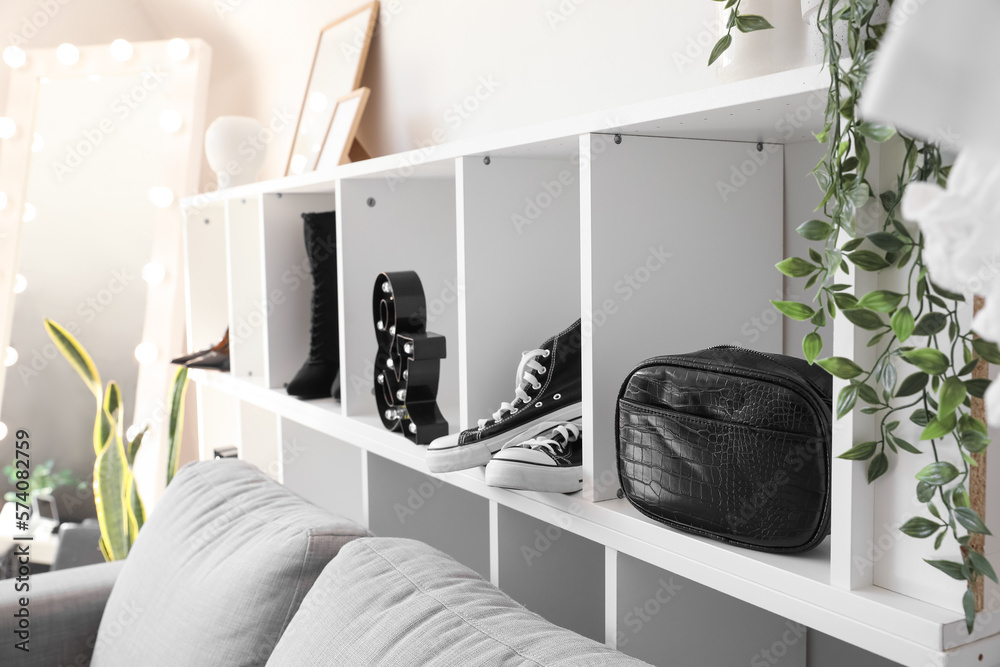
4;1;728;189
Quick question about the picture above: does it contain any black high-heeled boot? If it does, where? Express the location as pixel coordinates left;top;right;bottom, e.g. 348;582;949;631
287;210;341;400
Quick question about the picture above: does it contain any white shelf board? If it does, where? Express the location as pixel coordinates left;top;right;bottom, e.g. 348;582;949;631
187;368;999;666
181;64;831;207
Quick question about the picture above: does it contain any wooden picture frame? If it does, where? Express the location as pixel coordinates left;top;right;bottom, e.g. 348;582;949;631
316;88;371;170
284;1;379;177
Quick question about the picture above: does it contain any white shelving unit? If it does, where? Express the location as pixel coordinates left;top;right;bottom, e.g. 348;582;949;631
180;65;1000;667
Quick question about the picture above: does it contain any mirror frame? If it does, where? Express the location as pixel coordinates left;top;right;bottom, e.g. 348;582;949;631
284;1;380;177
0;40;212;506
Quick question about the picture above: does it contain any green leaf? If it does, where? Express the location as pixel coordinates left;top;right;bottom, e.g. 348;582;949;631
44;319;102;400
818;356;864;379
776;257;818;278
856;382;880;405
891;306;915;342
810;307;826;326
94;407;130;561
771;300;815;321
916;461;960;485
911;409;933;427
843;308;885;331
841;238;864;253
797;219;833;241
857;122;897;142
973;339;1000;365
858;290;904;313
867;452;889;483
929;280;965;302
926;559;966;580
935;530;946;549
896;372;928;398
964;588;976;635
126;426;148;467
837;385;859;418
891;435;921;454
803;332;823;364
917;480;936;502
839;441;877;460
939;377;968;417
902;348;950;375
921;412;957;441
166;366;190;486
952;485;971;508
914;312;948;337
955;507;992;535
848;250;890;271
833;293;860;310
734;13;774;32
969;550;998;583
899;517;941;538
867;232;904;253
708;33;732;66
960;429;990;453
964;378;991;399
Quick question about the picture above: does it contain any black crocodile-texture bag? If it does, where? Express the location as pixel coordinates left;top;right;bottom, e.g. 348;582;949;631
615;346;833;553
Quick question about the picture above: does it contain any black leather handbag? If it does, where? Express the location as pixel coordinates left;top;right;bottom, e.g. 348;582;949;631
615;346;833;553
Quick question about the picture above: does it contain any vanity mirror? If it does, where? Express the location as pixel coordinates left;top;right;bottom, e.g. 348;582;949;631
285;2;379;176
0;40;211;507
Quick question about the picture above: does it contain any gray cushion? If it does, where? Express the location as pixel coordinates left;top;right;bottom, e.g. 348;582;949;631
266;537;652;667
91;460;369;666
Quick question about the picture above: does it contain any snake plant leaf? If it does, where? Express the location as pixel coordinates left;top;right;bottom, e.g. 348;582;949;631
166;366;190;486
44;319;102;399
94;405;131;561
104;381;124;438
127;426;148;467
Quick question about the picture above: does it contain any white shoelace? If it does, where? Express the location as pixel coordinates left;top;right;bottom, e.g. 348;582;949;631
478;348;550;428
518;423;581;458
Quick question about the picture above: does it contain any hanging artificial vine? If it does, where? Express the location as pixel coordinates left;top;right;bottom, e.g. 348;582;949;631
708;0;774;66
764;0;996;632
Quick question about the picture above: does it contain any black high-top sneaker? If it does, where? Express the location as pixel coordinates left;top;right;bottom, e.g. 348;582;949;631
485;419;583;493
426;319;582;473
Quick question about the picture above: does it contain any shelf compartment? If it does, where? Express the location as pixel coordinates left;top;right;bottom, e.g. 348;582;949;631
225;196;267;381
367;452;490;579
337;175;459;428
259;191;338;390
614;551;806;666
194;382;238;461
181;201;229;353
238;400;280;480
280;418;365;528
496;506;605;643
580;133;784;502
456;155;581;431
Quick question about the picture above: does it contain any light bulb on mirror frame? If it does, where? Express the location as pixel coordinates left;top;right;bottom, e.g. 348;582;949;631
56;43;80;66
290;154;307;175
4;347;17;367
0;422;7;441
3;46;26;69
31;133;44;153
148;186;174;208
126;423;146;443
22;203;36;223
142;262;166;285
110;39;133;62
0;117;16;140
167;38;190;62
159;110;183;133
134;342;158;365
13;274;27;294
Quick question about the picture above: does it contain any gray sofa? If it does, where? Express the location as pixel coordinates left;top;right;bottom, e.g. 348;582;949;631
0;459;650;666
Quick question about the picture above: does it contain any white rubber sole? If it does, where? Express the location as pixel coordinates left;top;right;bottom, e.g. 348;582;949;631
484;460;582;494
425;402;582;473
